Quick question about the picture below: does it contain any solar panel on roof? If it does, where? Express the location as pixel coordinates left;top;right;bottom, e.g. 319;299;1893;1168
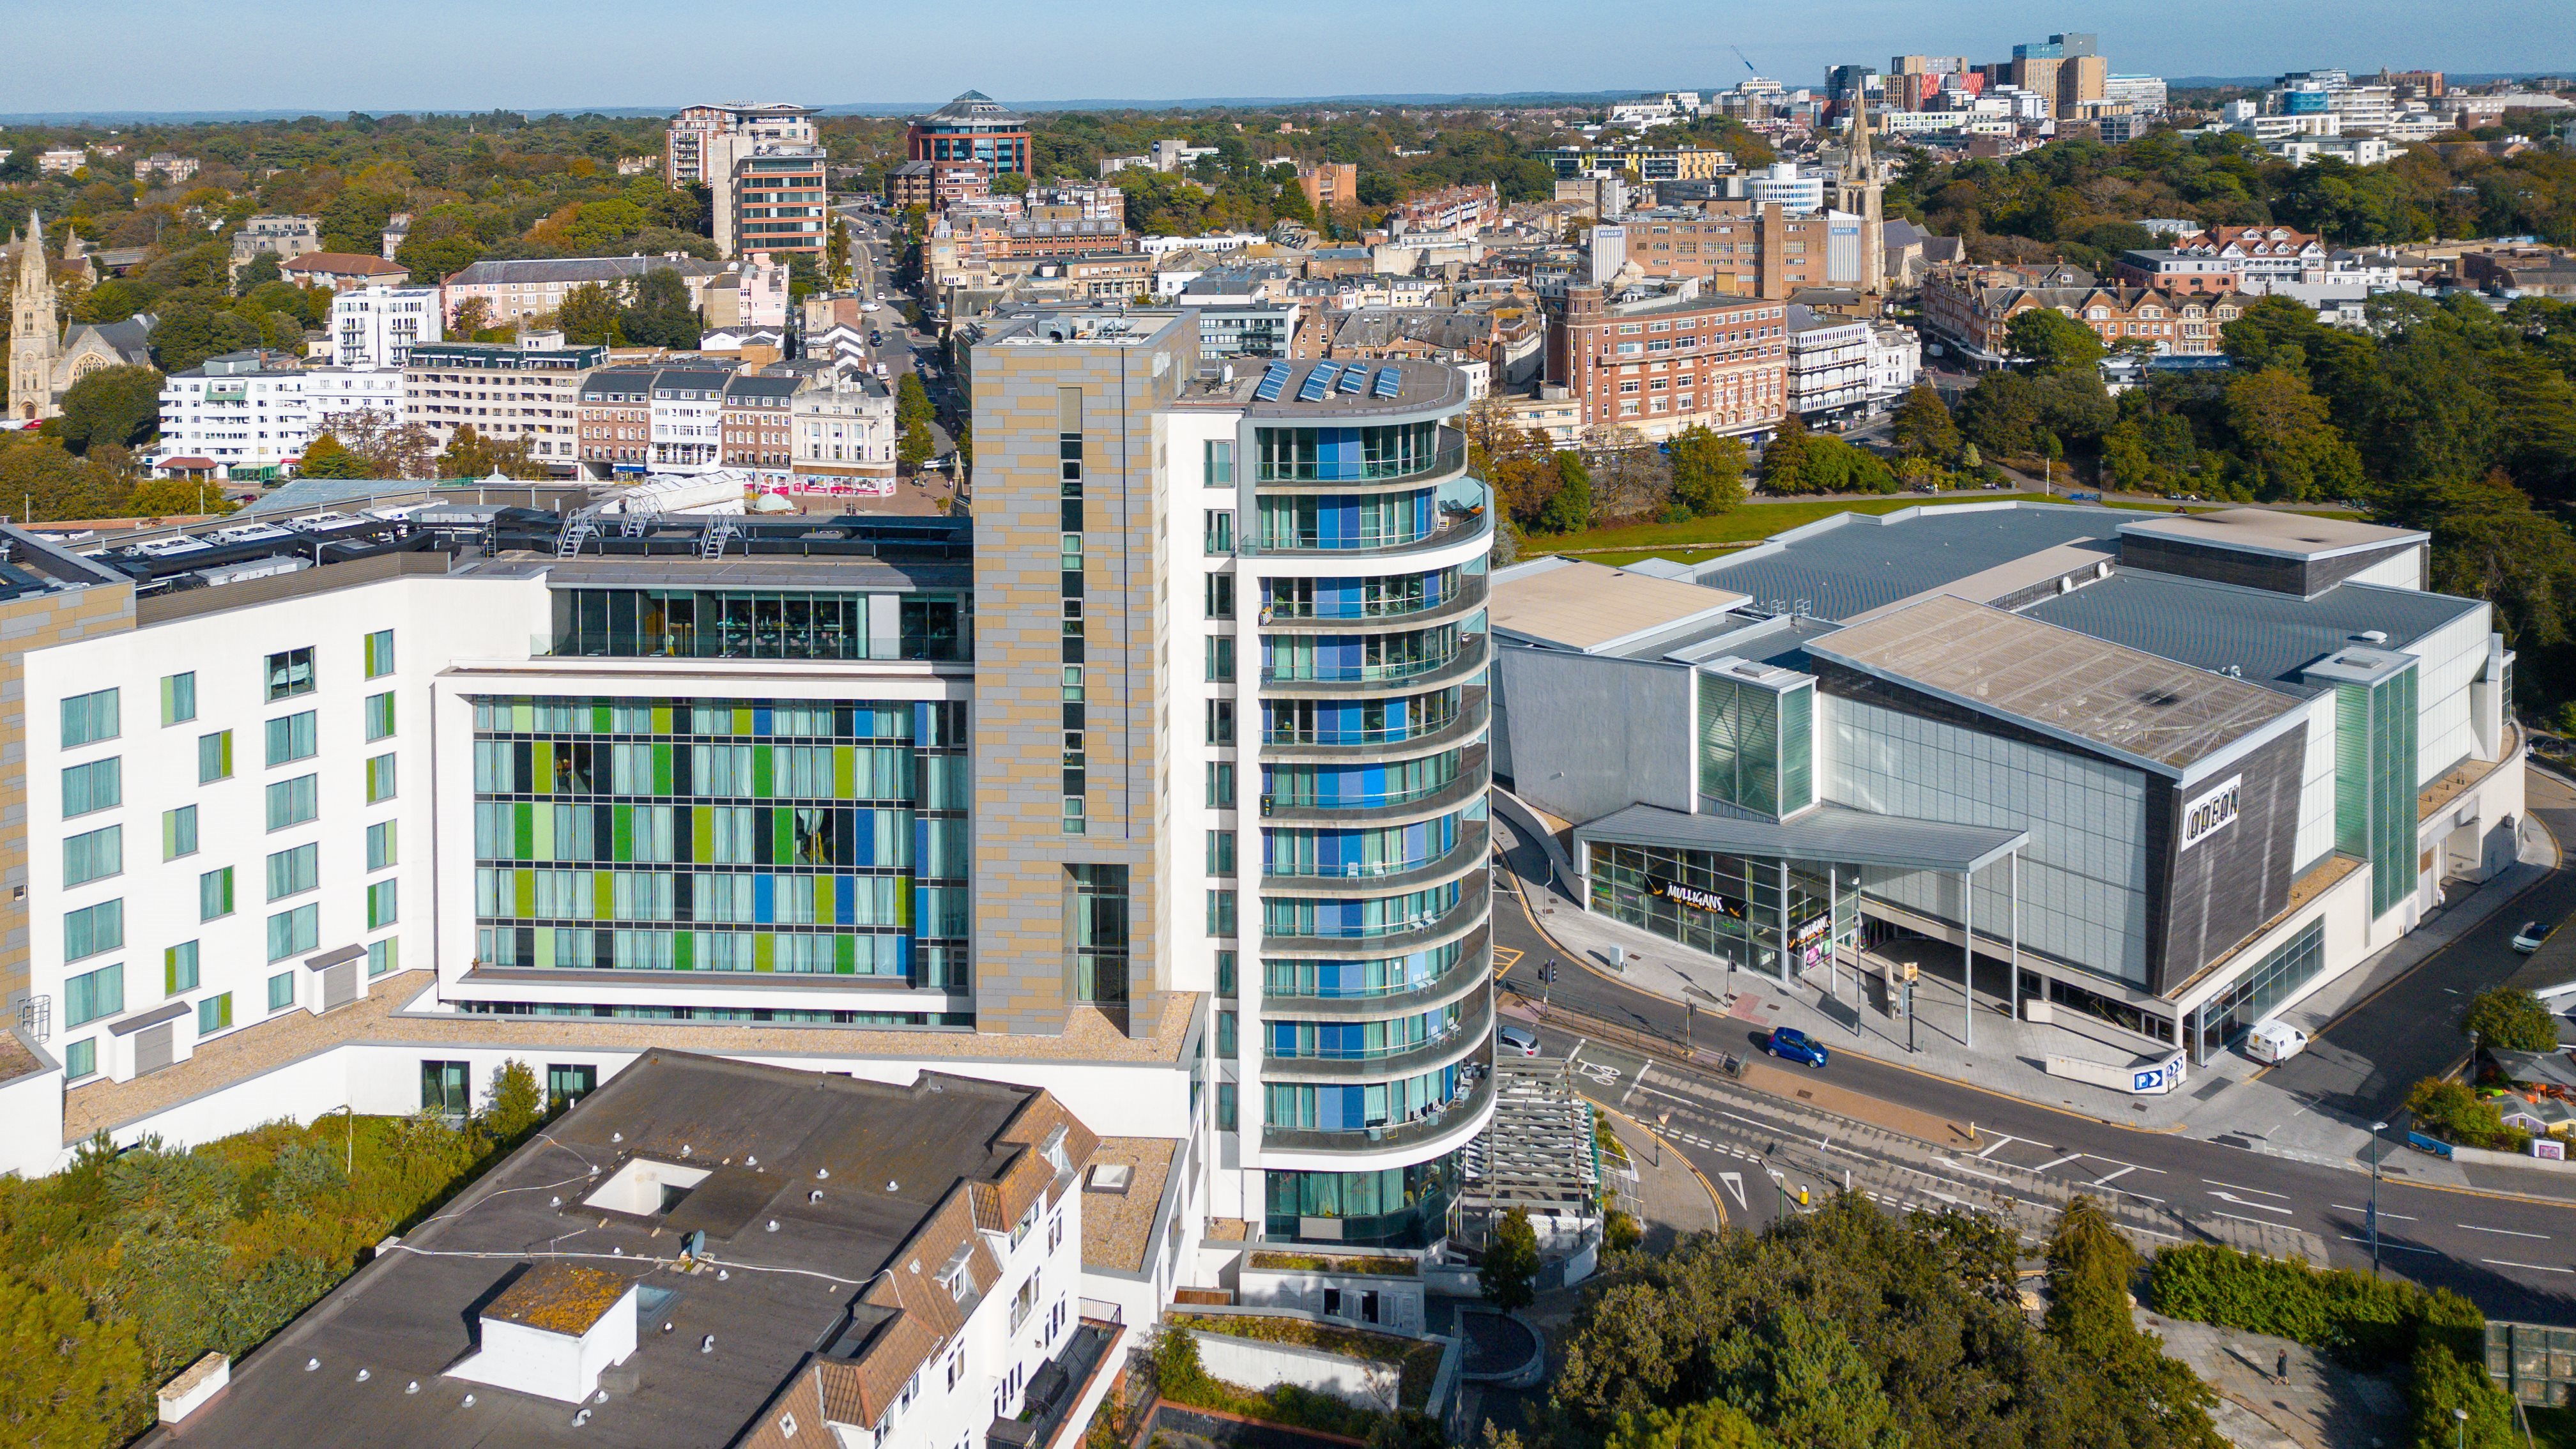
1371;366;1401;398
1254;362;1291;402
1296;364;1337;402
1335;366;1367;394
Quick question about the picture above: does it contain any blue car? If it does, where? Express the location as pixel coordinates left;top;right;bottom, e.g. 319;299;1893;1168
1766;1027;1828;1069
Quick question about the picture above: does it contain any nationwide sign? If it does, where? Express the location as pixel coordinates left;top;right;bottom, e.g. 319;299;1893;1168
2179;774;2241;852
1650;878;1744;919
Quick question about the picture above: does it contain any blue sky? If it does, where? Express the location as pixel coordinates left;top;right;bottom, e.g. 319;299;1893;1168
8;0;2573;114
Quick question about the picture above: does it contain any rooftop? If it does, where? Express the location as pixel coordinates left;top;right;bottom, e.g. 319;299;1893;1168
2114;507;2425;561
1490;558;1750;653
1692;502;2122;620
138;1051;1098;1449
447;256;729;286
2024;571;2481;698
1806;593;2304;775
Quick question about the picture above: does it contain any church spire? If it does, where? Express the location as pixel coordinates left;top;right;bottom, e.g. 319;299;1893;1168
1848;89;1874;174
13;211;47;301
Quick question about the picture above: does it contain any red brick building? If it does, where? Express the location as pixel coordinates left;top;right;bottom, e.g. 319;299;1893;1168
1545;284;1790;441
719;372;801;471
1920;263;2248;364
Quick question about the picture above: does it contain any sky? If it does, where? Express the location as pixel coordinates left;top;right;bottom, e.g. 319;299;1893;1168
6;0;2575;116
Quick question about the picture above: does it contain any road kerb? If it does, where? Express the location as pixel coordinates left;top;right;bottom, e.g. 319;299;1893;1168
1597;1101;1728;1231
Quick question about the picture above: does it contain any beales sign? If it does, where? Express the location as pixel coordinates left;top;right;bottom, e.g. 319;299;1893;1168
2179;774;2241;852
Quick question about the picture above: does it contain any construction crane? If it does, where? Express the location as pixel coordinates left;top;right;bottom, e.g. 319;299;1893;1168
1730;45;1759;77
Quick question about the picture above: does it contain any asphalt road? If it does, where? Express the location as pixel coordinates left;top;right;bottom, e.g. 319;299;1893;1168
1489;794;2576;1324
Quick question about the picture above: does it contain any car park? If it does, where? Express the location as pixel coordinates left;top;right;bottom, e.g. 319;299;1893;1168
1765;1026;1828;1068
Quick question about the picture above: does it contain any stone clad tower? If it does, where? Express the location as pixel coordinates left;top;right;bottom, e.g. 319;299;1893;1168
1834;94;1889;295
8;211;61;421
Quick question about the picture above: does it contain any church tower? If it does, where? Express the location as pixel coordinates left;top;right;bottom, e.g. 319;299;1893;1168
1835;92;1888;295
8;211;61;422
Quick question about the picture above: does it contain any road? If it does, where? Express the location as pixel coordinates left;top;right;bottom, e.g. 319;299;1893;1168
1490;789;2576;1324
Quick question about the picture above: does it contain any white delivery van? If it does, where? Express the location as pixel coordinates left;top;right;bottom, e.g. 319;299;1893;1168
2245;1019;2308;1064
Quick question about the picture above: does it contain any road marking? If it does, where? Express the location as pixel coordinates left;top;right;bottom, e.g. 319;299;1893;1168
2332;1206;2418;1220
1936;1159;2018;1186
2209;1191;2296;1215
1715;1172;1748;1211
2092;1165;2138;1186
2481;1259;2574;1275
1975;1133;2018;1158
2338;1235;2438;1254
2459;1224;2552;1240
2209;1210;2290;1227
2034;1153;2083;1171
2202;1178;2291;1200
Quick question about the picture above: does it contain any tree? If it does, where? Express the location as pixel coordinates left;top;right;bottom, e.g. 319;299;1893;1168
297;433;374;479
1479;1206;1540;1314
234;251;281;293
1606;1401;1773;1449
148;302;262;375
1666;425;1747;516
1708;1304;1903;1449
0;1270;148;1449
438;424;548;480
2006;307;2107;373
2462;986;2557;1052
618;267;701;349
482;1059;544;1143
1892;382;1961;461
825;217;854;291
1759;412;1811;494
554;282;624;346
310;411;436;480
448;296;494;342
50;365;165;455
2223;368;2365;503
1538;450;1593;533
126;477;238;518
2044;1197;2227;1449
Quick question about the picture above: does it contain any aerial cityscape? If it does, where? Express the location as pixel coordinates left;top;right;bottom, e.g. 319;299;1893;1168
2;8;2576;1447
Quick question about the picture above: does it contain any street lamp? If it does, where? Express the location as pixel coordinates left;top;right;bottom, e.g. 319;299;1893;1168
2369;1121;2388;1277
2454;1406;2469;1449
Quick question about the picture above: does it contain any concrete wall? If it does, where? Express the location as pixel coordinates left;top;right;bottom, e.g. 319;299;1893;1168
1492;645;1692;824
1186;1326;1406;1413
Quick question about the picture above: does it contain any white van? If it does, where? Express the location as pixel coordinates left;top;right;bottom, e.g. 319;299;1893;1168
2245;1019;2308;1064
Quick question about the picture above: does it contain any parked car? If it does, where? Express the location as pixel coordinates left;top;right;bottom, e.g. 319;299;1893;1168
2244;1018;2308;1064
2515;919;2558;953
1496;1023;1542;1057
1765;1026;1828;1069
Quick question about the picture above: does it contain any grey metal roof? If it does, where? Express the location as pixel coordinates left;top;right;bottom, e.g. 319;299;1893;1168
1692;503;2124;621
445;255;726;287
2024;571;2482;698
1575;801;2028;873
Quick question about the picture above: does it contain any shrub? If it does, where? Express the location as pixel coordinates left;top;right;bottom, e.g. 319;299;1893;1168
2462;987;2558;1053
2407;1078;2533;1153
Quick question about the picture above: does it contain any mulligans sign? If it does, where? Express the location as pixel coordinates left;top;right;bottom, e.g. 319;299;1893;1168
1648;877;1744;919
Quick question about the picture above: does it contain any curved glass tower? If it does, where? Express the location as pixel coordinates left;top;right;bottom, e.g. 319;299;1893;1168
1232;361;1495;1246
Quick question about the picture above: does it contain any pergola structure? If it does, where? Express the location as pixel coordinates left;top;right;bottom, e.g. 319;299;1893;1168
1454;1058;1601;1249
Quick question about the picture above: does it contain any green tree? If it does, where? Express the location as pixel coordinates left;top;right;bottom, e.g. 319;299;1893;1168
0;1270;148;1449
2006;307;2108;373
126;477;238;518
1538;451;1593;533
233;251;282;293
148;302;263;375
555;282;624;345
438;424;549;480
2223;369;2365;502
49;365;165;455
1892;382;1960;461
2461;986;2557;1052
1759;412;1811;494
297;433;374;480
1606;1400;1773;1449
1479;1206;1540;1314
482;1059;544;1143
617;267;700;349
1666;425;1747;516
1710;1304;1903;1449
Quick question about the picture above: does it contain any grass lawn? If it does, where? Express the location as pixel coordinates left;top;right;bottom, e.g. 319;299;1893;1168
1523;492;2364;568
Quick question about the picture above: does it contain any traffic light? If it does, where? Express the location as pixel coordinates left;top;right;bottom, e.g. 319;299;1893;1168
1540;960;1558;984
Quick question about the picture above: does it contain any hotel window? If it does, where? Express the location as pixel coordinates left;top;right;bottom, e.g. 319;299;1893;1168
264;647;315;702
367;820;397;871
367;753;399;803
65;900;122;963
365;691;397;741
267;903;319;962
199;730;234;782
266;843;318;901
64;962;121;1027
201;866;236;921
64;825;121;887
61;688;118;747
197;993;232;1036
166;940;199;995
267;774;318;831
368;880;399;929
266;710;318;767
268;971;295;1011
62;758;119;818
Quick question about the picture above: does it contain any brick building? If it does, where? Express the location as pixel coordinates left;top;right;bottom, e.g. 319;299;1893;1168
1545;283;1791;441
719;372;804;471
1296;162;1358;214
1593;201;1864;298
1920;263;2247;365
576;365;657;478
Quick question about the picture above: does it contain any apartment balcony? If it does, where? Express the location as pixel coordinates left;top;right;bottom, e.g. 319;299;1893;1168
1254;923;1493;1020
1260;686;1489;763
1258;887;1491;962
1249;498;1492;561
1259;744;1490;829
1259;631;1489;700
1257;572;1489;636
1250;428;1469;494
1260;818;1491;900
1257;987;1493;1085
1258;1049;1498;1156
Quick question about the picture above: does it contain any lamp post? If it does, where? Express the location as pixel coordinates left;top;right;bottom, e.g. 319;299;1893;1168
2454;1406;2469;1448
334;1101;355;1176
2369;1119;2388;1277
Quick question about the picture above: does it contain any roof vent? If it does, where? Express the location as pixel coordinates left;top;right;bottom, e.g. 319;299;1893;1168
2359;630;2389;644
447;1264;640;1406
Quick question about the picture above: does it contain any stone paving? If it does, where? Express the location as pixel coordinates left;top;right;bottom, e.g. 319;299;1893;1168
2141;1310;2407;1449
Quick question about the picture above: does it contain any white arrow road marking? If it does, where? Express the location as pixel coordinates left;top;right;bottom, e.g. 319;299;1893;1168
2202;1178;2290;1199
2209;1191;2296;1215
1716;1172;1748;1211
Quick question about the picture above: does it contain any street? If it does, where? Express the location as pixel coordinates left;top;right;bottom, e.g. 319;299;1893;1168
1490;791;2576;1325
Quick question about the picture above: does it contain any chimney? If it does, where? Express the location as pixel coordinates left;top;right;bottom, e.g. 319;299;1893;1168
447;1264;640;1404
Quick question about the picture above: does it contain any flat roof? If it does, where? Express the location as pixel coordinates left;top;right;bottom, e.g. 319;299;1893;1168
1575;800;2029;873
1807;594;2304;776
1692;503;2122;621
2115;507;2425;561
1490;558;1749;653
2024;571;2481;698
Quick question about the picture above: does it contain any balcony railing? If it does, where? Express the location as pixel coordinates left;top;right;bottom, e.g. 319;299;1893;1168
1260;1055;1497;1155
1261;572;1486;627
1254;431;1466;486
1261;640;1466;687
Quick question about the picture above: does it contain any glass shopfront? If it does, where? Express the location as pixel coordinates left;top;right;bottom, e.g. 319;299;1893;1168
1264;1151;1462;1247
1588;841;1856;981
2191;918;2326;1061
